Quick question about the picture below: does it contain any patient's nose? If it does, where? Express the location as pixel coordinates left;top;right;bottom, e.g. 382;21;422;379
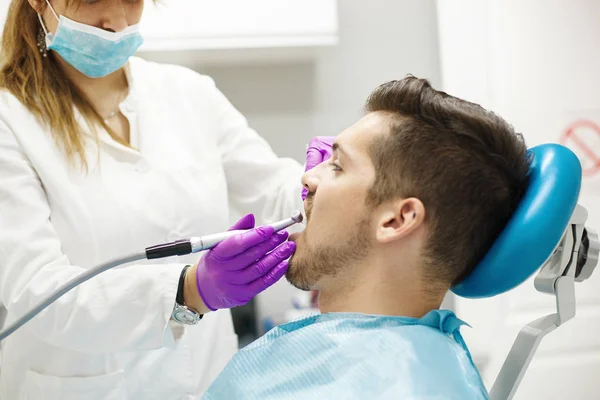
302;167;321;196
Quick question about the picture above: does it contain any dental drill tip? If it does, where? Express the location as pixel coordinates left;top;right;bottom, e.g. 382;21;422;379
291;210;303;223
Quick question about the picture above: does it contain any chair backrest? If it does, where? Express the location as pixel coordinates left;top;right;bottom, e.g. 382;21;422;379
451;144;582;298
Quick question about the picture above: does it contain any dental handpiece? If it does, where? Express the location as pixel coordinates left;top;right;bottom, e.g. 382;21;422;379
145;210;303;259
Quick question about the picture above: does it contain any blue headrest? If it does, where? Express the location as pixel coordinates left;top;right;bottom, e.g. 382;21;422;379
451;144;582;298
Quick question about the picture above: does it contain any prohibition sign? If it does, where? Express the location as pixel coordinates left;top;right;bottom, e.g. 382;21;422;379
560;119;600;177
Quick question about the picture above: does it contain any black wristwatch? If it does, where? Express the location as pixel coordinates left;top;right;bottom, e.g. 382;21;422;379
171;265;203;325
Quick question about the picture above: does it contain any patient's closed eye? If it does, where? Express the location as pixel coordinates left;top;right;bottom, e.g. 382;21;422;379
330;160;342;172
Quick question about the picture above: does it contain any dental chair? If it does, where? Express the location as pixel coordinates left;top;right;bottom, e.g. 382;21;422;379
451;143;600;400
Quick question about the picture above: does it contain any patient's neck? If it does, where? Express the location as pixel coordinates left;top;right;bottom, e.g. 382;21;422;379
317;258;445;318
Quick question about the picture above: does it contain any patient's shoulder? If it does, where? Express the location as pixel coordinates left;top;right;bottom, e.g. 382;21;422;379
333;324;487;398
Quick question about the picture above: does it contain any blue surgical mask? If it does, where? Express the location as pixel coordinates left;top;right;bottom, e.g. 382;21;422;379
37;1;144;78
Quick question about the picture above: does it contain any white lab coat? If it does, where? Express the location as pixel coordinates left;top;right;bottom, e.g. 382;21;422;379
0;56;303;400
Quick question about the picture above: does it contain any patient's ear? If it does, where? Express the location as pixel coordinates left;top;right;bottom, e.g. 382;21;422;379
374;198;425;244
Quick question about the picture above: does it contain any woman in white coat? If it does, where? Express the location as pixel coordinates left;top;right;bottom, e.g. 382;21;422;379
0;0;332;399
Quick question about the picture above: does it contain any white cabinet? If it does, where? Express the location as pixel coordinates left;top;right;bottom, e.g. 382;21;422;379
138;0;338;52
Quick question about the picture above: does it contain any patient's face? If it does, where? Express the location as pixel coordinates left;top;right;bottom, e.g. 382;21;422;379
287;113;387;290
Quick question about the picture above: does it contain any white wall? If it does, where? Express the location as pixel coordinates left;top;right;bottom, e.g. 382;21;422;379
141;0;443;328
437;0;600;398
203;0;442;163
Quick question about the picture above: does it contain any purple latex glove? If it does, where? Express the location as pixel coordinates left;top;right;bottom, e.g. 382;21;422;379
301;136;335;201
195;214;296;311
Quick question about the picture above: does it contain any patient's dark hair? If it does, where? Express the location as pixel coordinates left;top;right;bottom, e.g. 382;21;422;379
365;76;531;287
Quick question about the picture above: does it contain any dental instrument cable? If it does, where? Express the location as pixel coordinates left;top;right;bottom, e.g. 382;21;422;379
0;211;303;342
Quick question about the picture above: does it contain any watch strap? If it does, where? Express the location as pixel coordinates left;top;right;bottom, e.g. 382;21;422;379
176;265;191;306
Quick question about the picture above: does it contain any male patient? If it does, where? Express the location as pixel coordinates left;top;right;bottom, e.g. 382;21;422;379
203;76;530;399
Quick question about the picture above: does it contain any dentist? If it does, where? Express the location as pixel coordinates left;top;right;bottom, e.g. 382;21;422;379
0;0;332;399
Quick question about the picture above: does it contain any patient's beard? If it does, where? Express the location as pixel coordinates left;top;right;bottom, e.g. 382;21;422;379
286;216;371;291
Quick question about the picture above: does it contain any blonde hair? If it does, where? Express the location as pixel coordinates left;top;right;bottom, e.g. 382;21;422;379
0;0;131;168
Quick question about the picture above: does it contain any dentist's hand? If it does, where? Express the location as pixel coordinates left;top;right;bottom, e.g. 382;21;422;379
186;214;295;312
302;136;335;200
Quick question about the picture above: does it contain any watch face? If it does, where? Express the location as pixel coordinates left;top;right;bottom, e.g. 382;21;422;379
173;306;200;325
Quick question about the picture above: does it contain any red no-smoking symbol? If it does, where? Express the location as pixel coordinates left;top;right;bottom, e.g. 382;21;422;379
560;119;600;177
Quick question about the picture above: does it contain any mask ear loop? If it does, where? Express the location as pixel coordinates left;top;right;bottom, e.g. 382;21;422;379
44;0;60;21
37;0;60;35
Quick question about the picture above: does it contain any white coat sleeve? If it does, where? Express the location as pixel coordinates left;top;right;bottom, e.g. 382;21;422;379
0;120;182;354
208;80;305;223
